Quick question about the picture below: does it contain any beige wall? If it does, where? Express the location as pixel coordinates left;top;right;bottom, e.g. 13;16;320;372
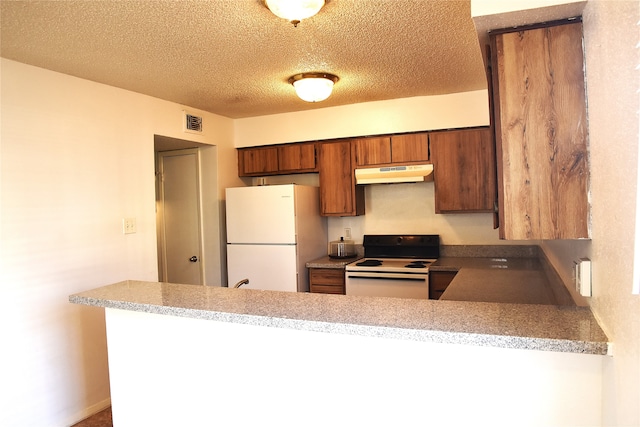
0;59;238;426
545;2;639;425
234;90;490;147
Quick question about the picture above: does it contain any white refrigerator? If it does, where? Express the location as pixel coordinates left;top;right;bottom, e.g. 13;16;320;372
225;184;328;292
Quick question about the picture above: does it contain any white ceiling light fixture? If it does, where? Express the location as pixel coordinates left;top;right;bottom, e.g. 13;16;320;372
288;72;339;102
264;0;325;27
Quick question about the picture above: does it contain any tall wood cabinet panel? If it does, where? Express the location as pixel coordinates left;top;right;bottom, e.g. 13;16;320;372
491;21;589;239
318;141;364;216
391;133;429;163
431;128;495;213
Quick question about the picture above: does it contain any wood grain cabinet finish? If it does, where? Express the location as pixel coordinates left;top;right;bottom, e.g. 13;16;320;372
390;133;429;163
355;133;429;166
277;143;316;172
318;141;365;216
238;146;278;176
431;128;496;213
309;268;345;295
354;136;392;166
429;271;457;300
490;21;590;239
238;143;316;176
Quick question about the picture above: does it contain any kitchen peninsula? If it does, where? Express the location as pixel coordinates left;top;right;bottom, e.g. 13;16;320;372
71;278;608;426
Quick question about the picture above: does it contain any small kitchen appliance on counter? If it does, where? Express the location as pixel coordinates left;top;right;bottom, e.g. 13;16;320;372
328;236;356;259
345;234;439;299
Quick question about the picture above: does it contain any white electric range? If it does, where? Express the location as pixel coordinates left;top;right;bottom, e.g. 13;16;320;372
345;235;440;299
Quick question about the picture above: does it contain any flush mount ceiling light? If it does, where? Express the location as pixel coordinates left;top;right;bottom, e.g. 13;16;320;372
264;0;325;27
288;72;339;102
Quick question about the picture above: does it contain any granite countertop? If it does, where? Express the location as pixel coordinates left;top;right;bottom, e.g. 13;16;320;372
432;257;568;305
306;255;361;269
70;280;609;355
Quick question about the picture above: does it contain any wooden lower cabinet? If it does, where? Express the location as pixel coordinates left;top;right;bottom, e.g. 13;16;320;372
309;268;345;295
429;270;458;300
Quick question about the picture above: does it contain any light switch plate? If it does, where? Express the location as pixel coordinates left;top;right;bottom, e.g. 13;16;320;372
123;217;136;234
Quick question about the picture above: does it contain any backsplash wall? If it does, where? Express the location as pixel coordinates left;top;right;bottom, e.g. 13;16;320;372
328;182;524;245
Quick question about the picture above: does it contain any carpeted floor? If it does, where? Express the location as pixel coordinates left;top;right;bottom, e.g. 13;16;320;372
71;407;112;427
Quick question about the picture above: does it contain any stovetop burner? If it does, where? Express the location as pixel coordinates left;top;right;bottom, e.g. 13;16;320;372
356;259;383;267
405;261;428;268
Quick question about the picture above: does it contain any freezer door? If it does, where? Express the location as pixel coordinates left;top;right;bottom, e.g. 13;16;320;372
226;185;297;244
227;244;298;292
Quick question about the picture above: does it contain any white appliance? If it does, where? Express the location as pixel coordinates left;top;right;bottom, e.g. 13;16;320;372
225;184;327;292
345;235;440;299
354;164;433;184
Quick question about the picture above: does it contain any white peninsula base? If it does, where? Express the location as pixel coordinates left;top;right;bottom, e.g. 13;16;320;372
105;307;603;427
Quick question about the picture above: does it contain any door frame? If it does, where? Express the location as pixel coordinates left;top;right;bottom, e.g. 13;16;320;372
156;148;205;284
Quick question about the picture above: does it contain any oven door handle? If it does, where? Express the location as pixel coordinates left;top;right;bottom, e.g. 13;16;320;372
345;272;428;280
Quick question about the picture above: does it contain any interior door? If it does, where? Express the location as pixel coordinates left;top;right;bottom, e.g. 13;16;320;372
157;149;203;285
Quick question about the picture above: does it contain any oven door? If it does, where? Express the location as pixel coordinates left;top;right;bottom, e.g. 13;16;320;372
345;271;429;299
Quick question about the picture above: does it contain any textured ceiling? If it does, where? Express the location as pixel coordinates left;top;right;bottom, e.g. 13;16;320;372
1;0;487;119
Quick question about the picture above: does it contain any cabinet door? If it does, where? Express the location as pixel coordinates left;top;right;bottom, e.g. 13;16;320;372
318;141;364;216
491;22;589;239
429;270;457;300
391;133;429;163
309;268;345;294
277;143;316;173
238;147;278;176
354;136;391;166
431;128;496;213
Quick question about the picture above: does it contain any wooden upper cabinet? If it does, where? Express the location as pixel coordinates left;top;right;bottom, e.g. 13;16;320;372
431;128;496;213
391;133;429;163
355;133;430;166
277;143;316;173
491;21;589;239
318;140;364;217
354;137;392;166
238;143;316;176
238;147;278;175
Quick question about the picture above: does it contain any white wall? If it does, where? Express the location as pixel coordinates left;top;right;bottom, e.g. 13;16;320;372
0;59;238;426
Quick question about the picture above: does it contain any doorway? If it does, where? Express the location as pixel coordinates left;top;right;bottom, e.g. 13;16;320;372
156;149;203;285
154;135;222;286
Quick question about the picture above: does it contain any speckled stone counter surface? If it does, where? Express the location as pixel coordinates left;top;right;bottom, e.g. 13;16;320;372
432;256;573;305
305;255;361;269
70;280;608;355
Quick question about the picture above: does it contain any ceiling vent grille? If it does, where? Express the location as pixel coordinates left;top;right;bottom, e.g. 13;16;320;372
183;111;203;133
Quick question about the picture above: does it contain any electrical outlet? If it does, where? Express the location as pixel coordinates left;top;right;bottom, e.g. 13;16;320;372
575;258;591;297
344;228;352;239
123;217;137;234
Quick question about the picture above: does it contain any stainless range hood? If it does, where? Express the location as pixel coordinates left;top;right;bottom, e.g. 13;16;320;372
355;164;434;185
